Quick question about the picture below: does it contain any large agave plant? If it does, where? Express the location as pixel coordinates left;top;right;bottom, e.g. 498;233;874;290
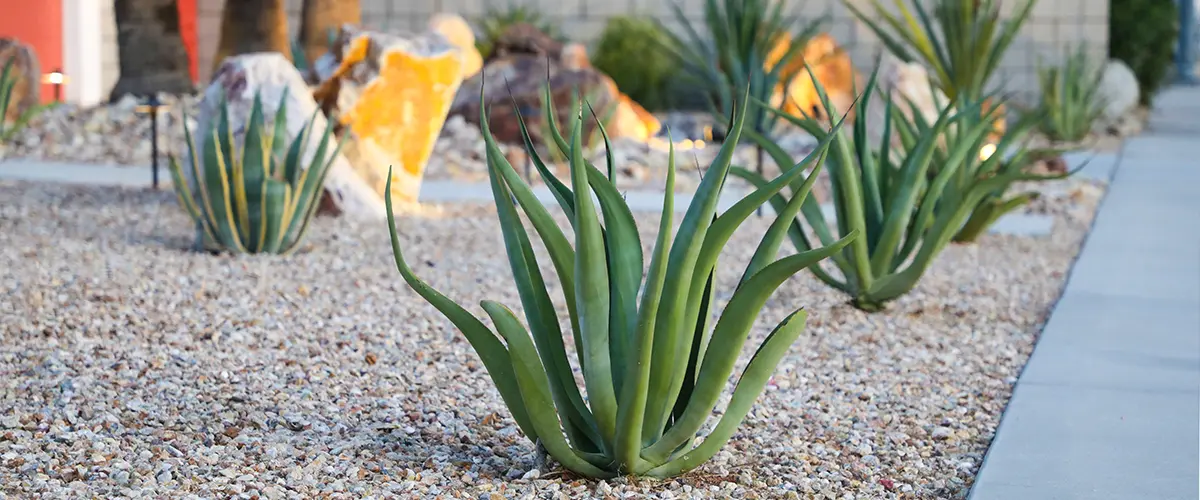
168;92;339;254
384;88;856;478
733;65;1066;310
843;0;1036;102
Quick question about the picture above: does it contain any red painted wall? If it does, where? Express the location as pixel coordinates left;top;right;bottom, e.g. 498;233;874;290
0;0;63;103
178;0;199;83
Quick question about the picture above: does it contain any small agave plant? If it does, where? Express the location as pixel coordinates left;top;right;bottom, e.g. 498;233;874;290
168;92;340;254
384;87;856;478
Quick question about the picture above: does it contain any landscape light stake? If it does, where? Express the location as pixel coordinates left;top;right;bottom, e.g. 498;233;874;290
136;96;167;189
41;69;65;102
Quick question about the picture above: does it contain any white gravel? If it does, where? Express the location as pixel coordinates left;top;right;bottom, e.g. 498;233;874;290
0;177;1103;498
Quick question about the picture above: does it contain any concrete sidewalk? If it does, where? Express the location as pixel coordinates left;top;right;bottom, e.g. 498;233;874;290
969;86;1200;499
0;148;1118;239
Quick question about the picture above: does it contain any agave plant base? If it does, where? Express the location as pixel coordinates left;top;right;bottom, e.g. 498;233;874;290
384;83;856;479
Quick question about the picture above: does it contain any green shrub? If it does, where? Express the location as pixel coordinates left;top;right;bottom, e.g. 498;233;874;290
168;93;339;254
590;15;681;111
843;0;1035;101
732;66;1068;311
474;2;564;60
663;0;827;136
383;89;856;478
1033;46;1106;143
1109;0;1178;105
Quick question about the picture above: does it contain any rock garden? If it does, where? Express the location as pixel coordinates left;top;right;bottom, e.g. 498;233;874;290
0;0;1176;498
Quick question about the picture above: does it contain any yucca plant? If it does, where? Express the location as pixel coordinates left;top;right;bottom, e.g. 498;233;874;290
384;85;856;477
1032;46;1106;143
168;92;339;254
732;65;1067;311
660;0;828;138
843;0;1036;102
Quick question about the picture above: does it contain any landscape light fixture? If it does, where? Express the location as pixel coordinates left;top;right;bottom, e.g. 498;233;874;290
41;69;65;102
135;95;170;190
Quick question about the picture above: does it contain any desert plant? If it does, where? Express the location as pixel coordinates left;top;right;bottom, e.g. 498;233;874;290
893;88;1072;243
1033;46;1106;143
733;66;1067;310
383;86;856;477
843;0;1035;102
167;92;339;254
474;2;564;60
1109;0;1178;105
662;0;827;137
590;15;681;110
0;58;18;142
537;83;617;164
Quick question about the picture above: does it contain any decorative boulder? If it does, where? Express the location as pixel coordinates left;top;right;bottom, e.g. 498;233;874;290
192;53;387;219
428;13;483;81
0;38;40;124
313;26;466;206
484;22;565;64
1096;59;1139;121
451;54;617;146
450;32;659;146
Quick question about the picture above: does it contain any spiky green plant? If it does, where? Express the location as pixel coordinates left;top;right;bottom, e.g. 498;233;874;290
660;0;827;138
537;83;617;164
902;91;1071;243
168;92;340;254
474;2;564;60
383;86;856;477
732;65;1068;311
1032;46;1106;143
843;0;1036;102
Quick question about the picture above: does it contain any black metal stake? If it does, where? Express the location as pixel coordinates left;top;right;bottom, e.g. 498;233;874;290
147;96;161;189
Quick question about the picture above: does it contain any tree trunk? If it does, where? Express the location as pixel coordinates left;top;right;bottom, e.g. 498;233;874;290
299;0;360;63
110;0;195;101
212;0;291;74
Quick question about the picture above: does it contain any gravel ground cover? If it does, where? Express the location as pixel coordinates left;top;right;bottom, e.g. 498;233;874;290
0;177;1103;499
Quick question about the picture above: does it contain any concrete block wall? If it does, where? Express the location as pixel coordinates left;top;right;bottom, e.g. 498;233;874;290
192;0;1108;103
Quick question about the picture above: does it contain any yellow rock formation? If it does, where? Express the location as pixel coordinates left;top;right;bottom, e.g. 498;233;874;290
331;31;465;205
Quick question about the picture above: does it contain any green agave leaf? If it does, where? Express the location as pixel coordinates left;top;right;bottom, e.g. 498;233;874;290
614;133;676;473
383;169;537;442
566;104;619;446
644;307;808;477
486;154;602;451
642;229;857;461
481;301;615;479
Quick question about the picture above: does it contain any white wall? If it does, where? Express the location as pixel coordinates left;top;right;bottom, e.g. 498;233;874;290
60;0;119;106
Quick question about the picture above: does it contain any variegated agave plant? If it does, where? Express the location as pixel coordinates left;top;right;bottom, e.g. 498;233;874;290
168;92;339;254
383;87;856;478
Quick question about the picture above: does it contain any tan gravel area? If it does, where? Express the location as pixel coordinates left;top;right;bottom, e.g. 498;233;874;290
0;177;1103;499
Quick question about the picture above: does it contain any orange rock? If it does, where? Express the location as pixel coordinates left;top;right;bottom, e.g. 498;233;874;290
767;33;862;124
427;13;483;80
325;28;465;205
